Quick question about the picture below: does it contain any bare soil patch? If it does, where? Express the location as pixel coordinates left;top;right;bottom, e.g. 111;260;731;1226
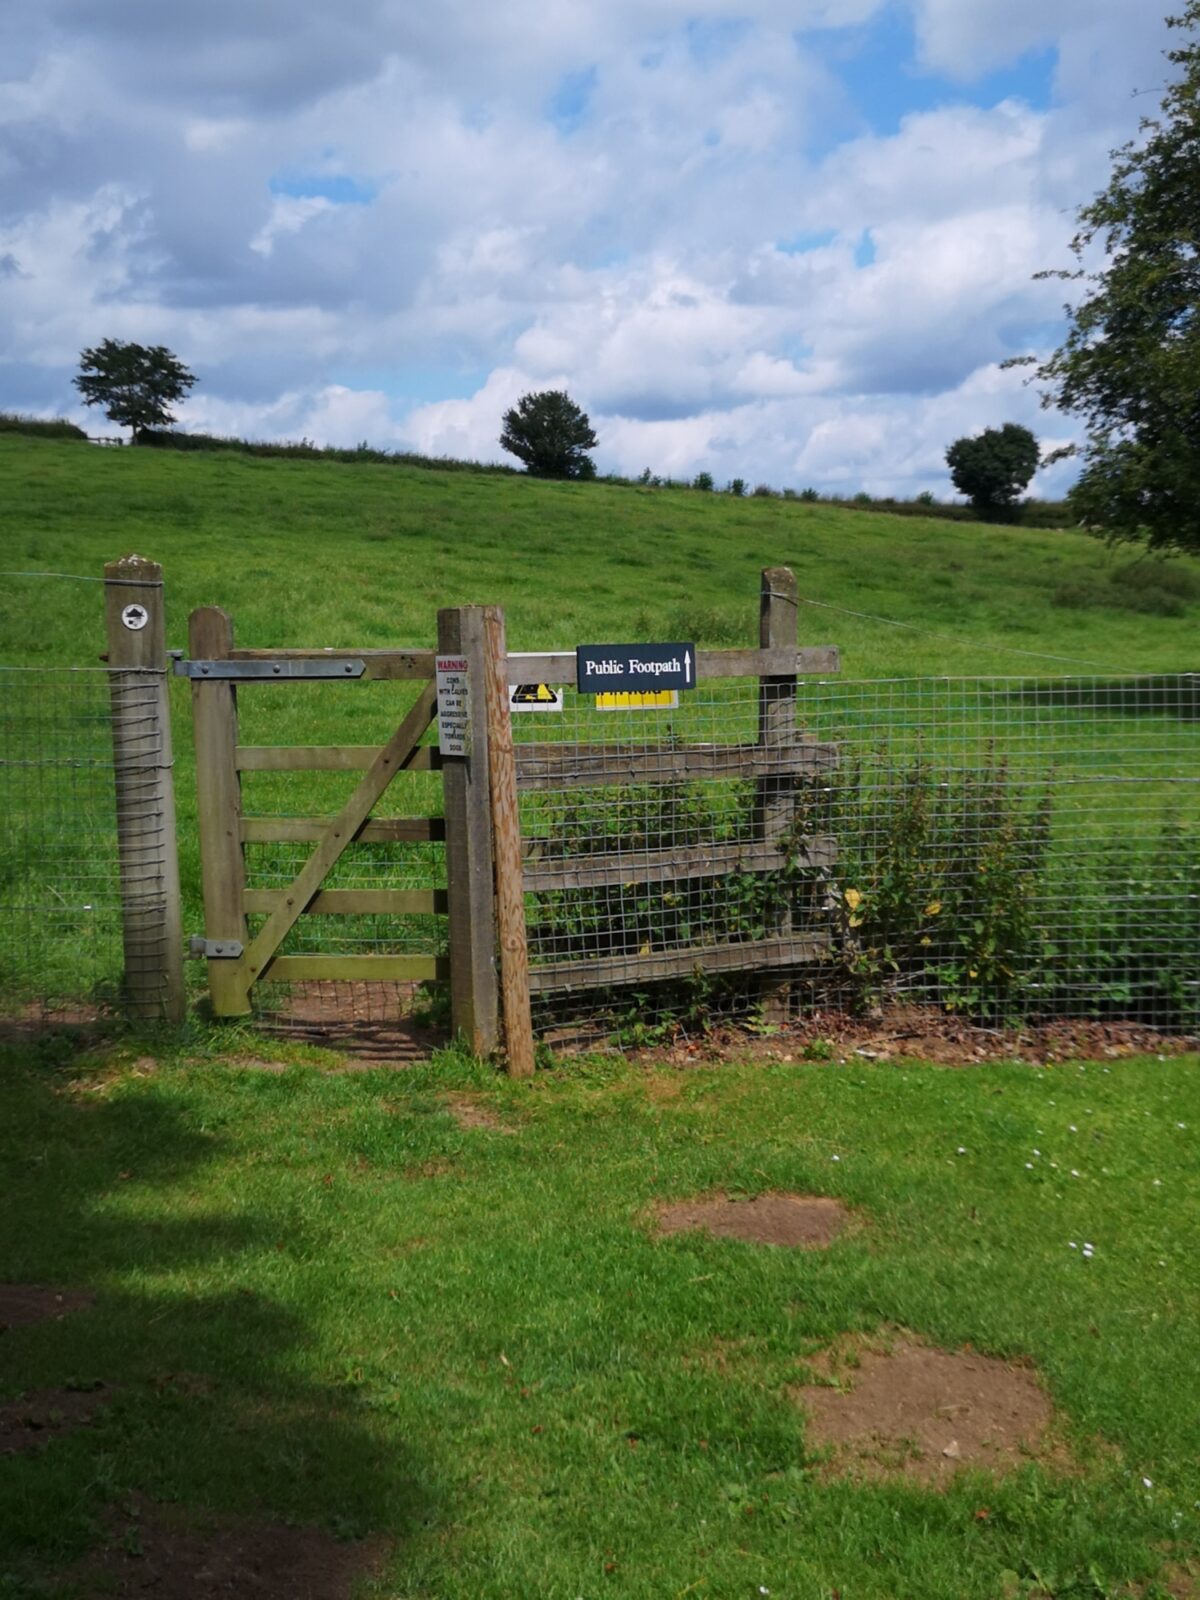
0;1383;112;1455
259;981;446;1066
635;1004;1197;1069
58;1494;388;1599
0;1284;94;1333
654;1192;850;1248
444;1094;514;1133
794;1333;1058;1485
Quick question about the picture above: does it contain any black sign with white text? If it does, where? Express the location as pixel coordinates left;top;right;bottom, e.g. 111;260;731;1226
575;643;696;694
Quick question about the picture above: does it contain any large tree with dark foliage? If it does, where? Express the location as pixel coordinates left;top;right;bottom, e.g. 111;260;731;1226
1016;2;1200;553
74;339;196;443
499;390;598;478
945;423;1040;519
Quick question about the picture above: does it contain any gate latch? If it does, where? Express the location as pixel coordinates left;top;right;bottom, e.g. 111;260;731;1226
189;937;244;959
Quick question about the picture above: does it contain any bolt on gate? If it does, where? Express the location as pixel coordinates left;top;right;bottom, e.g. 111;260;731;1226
180;568;838;1073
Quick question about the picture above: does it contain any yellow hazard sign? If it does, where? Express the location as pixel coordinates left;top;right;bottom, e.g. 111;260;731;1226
509;682;563;712
595;689;679;711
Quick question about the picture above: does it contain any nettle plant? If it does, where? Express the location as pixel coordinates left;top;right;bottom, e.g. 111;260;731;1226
814;753;1055;1022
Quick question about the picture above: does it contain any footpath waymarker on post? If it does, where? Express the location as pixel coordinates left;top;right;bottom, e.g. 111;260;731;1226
103;554;186;1022
438;607;499;1057
482;605;535;1079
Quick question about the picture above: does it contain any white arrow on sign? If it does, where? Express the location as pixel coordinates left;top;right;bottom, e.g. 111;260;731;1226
684;648;692;685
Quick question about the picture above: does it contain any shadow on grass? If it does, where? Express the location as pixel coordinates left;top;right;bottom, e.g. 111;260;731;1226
0;1031;427;1589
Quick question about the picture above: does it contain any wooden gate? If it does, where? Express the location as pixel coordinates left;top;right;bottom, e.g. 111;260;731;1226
182;570;836;1076
182;605;499;1053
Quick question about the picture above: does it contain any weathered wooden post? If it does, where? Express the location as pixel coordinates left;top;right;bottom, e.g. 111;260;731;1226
188;605;251;1016
756;565;799;1026
103;554;186;1022
481;605;535;1078
438;605;500;1055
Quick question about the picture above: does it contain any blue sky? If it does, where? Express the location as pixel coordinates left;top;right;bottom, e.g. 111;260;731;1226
0;0;1175;495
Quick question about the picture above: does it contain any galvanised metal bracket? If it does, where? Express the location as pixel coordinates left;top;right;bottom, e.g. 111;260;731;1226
173;659;366;680
189;937;245;960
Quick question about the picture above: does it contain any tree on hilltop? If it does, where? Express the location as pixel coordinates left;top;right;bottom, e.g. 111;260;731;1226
74;339;196;443
499;390;598;479
945;423;1040;519
1011;1;1200;553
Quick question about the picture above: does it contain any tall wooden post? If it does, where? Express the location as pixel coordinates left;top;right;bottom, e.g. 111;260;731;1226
188;606;251;1016
439;605;499;1055
103;554;186;1022
482;606;535;1078
756;565;799;1026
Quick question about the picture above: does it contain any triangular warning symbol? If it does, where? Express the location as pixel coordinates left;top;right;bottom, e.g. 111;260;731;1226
513;683;555;703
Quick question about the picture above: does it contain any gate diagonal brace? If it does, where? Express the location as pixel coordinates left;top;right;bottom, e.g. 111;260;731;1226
174;659;366;680
238;679;440;987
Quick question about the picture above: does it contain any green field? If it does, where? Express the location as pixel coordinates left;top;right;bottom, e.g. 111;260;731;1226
1;434;1198;1028
2;434;1198;676
1;1036;1197;1598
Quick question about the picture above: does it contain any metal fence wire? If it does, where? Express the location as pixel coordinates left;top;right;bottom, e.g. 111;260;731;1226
0;667;128;1019
514;670;1200;1043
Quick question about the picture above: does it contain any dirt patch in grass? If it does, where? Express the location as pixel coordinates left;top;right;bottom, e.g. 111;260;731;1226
444;1094;514;1133
633;1004;1198;1069
793;1333;1059;1485
58;1494;388;1598
0;1383;113;1455
258;981;446;1066
655;1192;850;1248
0;1284;94;1332
1158;1561;1200;1599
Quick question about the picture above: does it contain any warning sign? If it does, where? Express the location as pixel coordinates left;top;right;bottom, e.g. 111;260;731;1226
595;690;679;711
435;655;470;756
509;682;563;713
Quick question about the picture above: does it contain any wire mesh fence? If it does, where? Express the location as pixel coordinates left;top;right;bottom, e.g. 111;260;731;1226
0;667;127;1019
514;670;1200;1045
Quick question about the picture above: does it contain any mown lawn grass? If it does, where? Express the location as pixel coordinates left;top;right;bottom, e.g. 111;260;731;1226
1;1034;1196;1597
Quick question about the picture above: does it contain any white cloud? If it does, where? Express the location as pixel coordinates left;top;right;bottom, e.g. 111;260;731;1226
0;0;1172;495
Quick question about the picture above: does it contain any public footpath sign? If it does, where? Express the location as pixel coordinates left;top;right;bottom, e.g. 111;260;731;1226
576;643;696;694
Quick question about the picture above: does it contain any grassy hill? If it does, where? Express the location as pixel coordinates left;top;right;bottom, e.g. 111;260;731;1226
1;434;1197;676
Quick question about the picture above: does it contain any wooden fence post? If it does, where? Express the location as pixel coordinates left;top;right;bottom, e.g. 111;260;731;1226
481;606;535;1078
188;606;251;1016
756;565;799;1026
103;554;186;1023
438;605;499;1055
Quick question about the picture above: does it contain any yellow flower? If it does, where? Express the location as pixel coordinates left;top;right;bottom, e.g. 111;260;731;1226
849;915;863;928
924;900;941;916
844;888;862;910
920;936;931;946
969;968;978;978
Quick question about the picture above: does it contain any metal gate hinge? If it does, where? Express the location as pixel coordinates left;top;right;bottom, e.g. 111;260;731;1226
189;937;244;959
174;659;365;680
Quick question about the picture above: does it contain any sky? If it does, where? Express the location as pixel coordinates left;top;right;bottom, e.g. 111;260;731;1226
0;0;1177;497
